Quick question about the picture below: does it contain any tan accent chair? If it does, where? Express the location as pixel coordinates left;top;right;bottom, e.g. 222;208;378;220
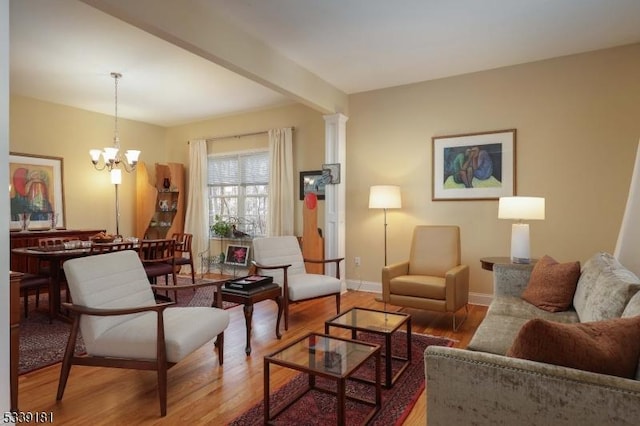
58;250;229;416
252;236;343;331
382;225;469;330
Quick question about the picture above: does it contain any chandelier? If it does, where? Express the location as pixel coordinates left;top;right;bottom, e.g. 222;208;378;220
89;72;141;173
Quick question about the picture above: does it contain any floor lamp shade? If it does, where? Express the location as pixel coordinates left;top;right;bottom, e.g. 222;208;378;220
369;185;402;266
498;196;545;263
369;185;402;209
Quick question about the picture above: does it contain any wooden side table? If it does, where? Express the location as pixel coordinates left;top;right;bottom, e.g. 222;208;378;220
220;283;283;355
480;256;538;271
9;271;22;410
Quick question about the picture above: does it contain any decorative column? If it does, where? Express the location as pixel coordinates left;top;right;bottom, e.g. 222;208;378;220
323;113;348;287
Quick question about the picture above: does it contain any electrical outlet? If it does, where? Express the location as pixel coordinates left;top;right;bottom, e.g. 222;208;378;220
354;256;361;266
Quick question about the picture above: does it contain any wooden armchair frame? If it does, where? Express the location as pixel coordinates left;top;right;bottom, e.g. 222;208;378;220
252;256;343;330
57;279;225;416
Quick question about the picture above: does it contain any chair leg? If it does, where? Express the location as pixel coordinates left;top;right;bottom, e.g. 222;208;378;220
189;260;196;285
171;271;178;303
335;293;341;314
283;298;289;331
35;288;40;307
22;289;29;318
452;304;469;332
216;331;224;365
57;317;81;400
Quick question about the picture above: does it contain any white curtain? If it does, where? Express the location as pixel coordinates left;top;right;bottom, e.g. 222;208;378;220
268;128;294;236
184;139;209;275
614;138;640;276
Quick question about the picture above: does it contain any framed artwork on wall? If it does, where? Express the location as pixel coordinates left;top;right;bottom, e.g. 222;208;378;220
9;152;66;229
432;129;516;201
299;170;327;200
322;163;341;184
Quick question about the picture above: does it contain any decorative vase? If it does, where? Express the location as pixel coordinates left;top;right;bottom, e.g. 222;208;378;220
162;178;171;190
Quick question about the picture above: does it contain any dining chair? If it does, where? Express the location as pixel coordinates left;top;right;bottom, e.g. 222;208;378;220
252;236;343;330
138;239;178;301
89;241;135;254
36;237;75;306
172;233;195;284
58;250;229;416
19;273;50;318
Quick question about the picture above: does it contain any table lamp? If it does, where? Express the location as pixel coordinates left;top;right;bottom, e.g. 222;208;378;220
498;196;545;264
369;185;402;266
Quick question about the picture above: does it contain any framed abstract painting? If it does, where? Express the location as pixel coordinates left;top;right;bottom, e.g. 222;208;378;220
432;129;516;201
9;152;66;229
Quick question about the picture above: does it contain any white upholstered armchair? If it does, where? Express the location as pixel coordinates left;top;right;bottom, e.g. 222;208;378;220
58;250;229;416
382;225;469;330
252;236;343;330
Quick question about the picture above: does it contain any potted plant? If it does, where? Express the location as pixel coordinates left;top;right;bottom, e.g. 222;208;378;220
211;215;232;237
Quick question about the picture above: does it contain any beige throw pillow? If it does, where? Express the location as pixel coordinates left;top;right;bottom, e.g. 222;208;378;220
522;255;580;312
507;317;640;379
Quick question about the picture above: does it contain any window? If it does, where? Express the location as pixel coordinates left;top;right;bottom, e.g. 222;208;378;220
207;150;269;237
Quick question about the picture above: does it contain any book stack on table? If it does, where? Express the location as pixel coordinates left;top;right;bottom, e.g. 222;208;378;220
223;275;276;294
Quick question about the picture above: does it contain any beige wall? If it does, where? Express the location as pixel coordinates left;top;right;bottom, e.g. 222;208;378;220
10;96;166;236
10;44;640;299
164;103;327;235
347;44;640;296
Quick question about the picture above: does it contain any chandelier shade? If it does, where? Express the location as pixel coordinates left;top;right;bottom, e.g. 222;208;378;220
89;72;141;172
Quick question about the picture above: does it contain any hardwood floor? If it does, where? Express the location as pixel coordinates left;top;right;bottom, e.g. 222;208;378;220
17;288;487;425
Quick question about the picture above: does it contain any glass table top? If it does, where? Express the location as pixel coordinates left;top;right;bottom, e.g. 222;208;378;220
266;333;379;378
326;307;409;333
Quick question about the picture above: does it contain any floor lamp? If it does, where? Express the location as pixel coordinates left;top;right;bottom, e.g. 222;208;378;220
369;185;402;266
111;169;122;236
498;196;545;263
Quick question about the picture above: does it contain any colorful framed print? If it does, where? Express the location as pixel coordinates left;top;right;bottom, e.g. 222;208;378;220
9;152;66;229
432;129;516;201
224;244;250;267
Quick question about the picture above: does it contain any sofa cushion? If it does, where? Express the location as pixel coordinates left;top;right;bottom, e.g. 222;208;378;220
506;317;640;379
581;262;640;322
573;252;617;320
522;255;580;312
467;313;531;355
622;292;640;380
488;296;579;324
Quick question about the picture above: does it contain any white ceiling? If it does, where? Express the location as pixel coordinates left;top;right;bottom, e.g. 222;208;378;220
10;0;640;127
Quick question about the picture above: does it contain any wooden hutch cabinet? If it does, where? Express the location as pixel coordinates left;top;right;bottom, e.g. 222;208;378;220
135;162;185;240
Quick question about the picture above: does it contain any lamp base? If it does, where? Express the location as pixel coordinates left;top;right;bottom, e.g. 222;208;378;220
510;223;531;264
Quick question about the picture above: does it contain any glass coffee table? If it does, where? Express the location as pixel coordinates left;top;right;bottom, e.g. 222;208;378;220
264;332;381;425
325;307;411;388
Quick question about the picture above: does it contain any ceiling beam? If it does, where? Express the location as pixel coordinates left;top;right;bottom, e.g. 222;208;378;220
80;0;348;115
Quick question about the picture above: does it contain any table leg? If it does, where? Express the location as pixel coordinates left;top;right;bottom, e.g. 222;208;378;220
49;258;63;323
264;358;271;424
243;303;254;355
337;378;346;425
274;295;283;339
385;333;392;388
406;316;412;362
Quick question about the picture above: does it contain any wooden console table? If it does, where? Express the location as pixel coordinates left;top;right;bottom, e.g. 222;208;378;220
9;271;22;410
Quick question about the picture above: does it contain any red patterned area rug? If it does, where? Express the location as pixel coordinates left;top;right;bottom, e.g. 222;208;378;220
228;331;454;426
19;275;237;374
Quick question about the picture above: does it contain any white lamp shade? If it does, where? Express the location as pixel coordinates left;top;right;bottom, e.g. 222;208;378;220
369;185;402;209
124;150;141;164
498;196;545;220
103;147;119;162
110;168;122;185
89;149;102;162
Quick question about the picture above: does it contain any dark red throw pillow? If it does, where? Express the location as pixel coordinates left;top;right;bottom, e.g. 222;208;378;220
522;255;580;312
506;317;640;379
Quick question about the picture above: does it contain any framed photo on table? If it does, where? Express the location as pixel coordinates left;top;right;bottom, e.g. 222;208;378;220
9;152;66;229
224;244;250;267
432;129;516;201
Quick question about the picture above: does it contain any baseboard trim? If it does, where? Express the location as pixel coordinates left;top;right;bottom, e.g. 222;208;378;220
345;279;492;306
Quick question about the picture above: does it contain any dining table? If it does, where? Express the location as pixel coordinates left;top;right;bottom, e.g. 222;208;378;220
11;245;93;322
11;239;184;322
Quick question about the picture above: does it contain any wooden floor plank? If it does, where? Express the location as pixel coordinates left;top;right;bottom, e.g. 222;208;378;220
17;288;487;425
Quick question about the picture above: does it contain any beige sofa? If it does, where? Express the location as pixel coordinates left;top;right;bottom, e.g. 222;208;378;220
425;252;640;425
